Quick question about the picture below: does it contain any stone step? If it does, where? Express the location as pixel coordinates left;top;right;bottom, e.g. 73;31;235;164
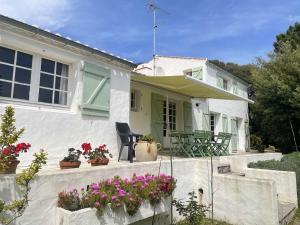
278;201;296;225
217;164;231;174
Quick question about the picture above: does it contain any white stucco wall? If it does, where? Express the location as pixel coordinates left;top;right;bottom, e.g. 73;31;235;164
0;28;132;166
135;56;250;152
135;56;206;76
0;153;295;225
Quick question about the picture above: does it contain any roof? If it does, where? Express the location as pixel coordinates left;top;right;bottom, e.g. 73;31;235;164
0;14;136;68
155;55;207;61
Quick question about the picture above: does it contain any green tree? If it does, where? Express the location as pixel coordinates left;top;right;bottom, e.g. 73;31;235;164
251;47;300;152
273;22;300;53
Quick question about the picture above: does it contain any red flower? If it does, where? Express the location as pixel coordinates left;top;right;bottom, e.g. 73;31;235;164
15;143;31;153
99;144;107;150
2;147;11;156
81;143;92;154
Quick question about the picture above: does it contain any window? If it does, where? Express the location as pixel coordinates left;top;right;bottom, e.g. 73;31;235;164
223;79;228;90
163;101;176;136
130;89;140;112
38;58;69;105
210;114;215;134
0;46;33;100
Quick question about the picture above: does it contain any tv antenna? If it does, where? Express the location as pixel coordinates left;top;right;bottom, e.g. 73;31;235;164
148;0;169;76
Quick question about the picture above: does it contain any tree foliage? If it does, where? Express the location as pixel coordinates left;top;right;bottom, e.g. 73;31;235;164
0;106;24;149
251;47;300;151
273;22;300;53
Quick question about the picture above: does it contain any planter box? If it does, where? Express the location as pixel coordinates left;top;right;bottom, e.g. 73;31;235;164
55;198;170;225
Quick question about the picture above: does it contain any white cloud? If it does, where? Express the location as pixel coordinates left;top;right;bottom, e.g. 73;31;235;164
0;0;73;30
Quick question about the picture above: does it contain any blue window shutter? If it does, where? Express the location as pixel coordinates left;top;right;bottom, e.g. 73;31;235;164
81;62;111;117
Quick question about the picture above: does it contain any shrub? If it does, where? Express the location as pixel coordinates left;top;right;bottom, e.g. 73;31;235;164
58;174;176;216
140;134;155;143
248;152;300;204
58;189;81;211
250;134;265;153
62;148;82;162
172;191;208;225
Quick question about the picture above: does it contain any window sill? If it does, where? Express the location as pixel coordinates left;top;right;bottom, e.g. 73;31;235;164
0;97;74;113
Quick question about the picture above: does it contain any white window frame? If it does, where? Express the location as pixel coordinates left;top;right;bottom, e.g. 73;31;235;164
0;46;33;101
37;56;70;106
130;89;140;112
210;114;216;134
0;44;72;109
223;79;228;91
163;101;176;137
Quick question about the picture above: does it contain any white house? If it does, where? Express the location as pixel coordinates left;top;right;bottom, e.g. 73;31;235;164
0;15;251;166
0;15;298;225
131;56;251;152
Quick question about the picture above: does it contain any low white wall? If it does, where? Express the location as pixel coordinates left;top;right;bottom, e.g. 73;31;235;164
214;174;279;225
0;155;296;225
246;168;298;206
220;153;283;172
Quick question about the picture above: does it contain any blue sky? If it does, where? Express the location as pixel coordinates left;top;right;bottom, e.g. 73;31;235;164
1;0;300;64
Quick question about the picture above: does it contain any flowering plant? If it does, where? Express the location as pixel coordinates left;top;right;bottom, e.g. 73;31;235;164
81;143;112;162
0;143;31;161
0;106;30;163
58;173;176;216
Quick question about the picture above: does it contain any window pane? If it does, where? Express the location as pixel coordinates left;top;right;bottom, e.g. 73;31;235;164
0;81;12;97
13;84;30;100
0;64;13;81
55;77;68;91
0;46;15;64
38;88;53;103
56;63;69;77
41;58;55;74
15;68;31;84
54;91;67;105
17;52;33;68
40;73;54;88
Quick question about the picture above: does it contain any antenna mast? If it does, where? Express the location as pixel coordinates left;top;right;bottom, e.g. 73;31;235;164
149;0;157;76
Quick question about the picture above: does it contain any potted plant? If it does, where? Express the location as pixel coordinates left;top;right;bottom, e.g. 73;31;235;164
0;106;30;174
59;148;82;169
133;134;161;162
81;143;112;166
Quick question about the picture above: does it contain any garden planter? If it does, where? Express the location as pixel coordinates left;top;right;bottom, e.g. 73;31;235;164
55;198;170;225
0;160;20;174
133;141;161;162
59;161;81;169
89;158;109;166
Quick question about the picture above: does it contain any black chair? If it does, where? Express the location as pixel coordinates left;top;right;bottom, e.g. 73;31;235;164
115;122;142;163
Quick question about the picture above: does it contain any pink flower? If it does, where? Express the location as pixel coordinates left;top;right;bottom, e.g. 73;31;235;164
111;195;117;201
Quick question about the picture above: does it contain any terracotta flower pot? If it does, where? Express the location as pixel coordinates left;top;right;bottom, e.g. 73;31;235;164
89;158;109;166
0;159;20;174
59;161;81;169
133;141;161;162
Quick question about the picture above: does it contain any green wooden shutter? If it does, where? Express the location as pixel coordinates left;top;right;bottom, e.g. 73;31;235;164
81;62;111;117
245;121;250;150
231;118;239;151
192;67;203;80
222;115;228;132
183;102;193;132
233;82;238;94
217;76;223;88
202;113;210;131
151;93;164;144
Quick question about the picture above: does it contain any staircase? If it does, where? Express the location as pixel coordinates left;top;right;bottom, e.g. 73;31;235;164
278;201;297;225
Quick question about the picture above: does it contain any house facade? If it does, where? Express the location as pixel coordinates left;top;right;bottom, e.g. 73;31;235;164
0;15;251;166
131;56;251;152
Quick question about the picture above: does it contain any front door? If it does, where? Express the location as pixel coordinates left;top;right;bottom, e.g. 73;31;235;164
163;100;177;147
231;118;239;153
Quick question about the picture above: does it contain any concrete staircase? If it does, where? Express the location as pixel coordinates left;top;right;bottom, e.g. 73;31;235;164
278;201;297;225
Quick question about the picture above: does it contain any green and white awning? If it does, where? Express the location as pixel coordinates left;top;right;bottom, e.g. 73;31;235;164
132;75;253;103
